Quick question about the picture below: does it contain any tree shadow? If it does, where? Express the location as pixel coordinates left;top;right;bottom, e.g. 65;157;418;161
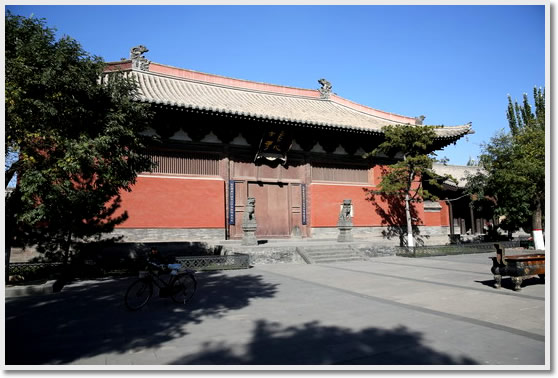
18;240;227;283
171;320;477;365
363;187;426;247
5;270;278;365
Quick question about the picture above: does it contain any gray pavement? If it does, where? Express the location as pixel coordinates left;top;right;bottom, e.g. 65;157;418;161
5;252;546;367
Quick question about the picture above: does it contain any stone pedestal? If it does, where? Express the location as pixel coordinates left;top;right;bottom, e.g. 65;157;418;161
337;226;354;242
337;199;354;242
242;225;258;246
291;225;302;239
242;197;258;246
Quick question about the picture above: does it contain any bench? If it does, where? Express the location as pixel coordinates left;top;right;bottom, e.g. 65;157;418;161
490;243;545;291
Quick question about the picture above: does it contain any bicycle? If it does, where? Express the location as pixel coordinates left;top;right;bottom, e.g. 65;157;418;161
124;261;197;311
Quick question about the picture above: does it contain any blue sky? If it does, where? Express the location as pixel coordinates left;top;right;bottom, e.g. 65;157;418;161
5;4;546;165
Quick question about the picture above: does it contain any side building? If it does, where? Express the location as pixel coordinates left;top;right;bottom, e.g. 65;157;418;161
105;47;473;246
431;163;488;242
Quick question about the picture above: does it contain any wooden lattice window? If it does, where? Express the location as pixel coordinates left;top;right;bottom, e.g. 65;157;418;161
311;163;369;184
146;151;220;176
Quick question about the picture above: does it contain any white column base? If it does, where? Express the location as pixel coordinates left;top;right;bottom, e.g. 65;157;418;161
407;233;415;248
533;229;545;250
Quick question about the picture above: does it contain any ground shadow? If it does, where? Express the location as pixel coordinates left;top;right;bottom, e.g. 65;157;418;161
171;320;477;365
23;240;224;271
5;270;278;365
476;276;545;291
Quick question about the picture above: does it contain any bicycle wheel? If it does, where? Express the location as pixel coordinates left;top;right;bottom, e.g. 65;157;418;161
125;279;153;311
171;274;197;305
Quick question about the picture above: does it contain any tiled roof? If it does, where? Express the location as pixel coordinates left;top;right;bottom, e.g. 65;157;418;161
105;60;473;140
432;163;485;188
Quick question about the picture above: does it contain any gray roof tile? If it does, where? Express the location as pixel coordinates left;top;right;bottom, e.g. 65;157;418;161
108;61;473;140
432;163;485;188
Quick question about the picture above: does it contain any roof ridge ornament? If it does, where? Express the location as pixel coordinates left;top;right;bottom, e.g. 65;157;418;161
130;45;150;71
318;78;332;99
415;115;426;125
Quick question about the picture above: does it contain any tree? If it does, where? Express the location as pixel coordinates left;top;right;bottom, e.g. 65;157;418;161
364;125;455;248
466;156;479;166
5;12;154;273
467;87;545;249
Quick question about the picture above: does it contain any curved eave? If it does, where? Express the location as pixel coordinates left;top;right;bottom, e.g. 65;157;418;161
431;124;474;149
138;98;473;141
140;97;386;135
442;182;461;191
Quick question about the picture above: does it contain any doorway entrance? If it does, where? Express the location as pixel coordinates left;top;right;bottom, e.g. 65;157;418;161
248;182;290;237
229;180;305;239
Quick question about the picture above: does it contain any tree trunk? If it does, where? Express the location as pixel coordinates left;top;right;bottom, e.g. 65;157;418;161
404;159;415;249
405;193;415;248
532;195;544;250
5;221;13;284
63;230;73;266
5;189;19;283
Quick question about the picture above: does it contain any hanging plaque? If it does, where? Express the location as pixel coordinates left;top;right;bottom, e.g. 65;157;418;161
255;130;293;165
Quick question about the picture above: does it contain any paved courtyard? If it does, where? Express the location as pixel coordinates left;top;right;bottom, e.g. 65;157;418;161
5;252;546;367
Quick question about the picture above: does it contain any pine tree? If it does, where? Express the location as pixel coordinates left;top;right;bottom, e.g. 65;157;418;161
365;125;455;248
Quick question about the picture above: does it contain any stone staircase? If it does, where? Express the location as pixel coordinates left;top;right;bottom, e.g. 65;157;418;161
296;244;367;264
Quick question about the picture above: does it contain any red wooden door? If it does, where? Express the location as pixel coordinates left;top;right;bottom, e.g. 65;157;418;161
248;182;290;237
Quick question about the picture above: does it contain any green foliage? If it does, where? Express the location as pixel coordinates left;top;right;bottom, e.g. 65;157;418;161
6;12;155;261
366;124;455;203
467;87;545;233
364;124;456;247
466;157;479;166
506;87;545;137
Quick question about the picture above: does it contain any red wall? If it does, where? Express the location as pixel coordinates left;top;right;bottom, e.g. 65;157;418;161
439;201;450;226
310;184;382;227
115;176;225;228
422;201;450;227
310;184;447;227
115;177;448;230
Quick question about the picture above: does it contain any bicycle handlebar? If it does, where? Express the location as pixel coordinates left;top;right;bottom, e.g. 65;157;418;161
147;261;167;270
147;261;185;272
145;258;195;276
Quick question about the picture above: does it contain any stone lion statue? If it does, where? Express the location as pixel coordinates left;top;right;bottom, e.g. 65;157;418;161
338;199;353;225
243;197;256;225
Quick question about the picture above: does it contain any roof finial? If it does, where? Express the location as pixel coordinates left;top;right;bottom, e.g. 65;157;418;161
130;45;150;71
415;115;426;125
318;78;332;99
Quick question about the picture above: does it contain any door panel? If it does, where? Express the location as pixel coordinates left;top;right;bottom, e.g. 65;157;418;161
290;184;303;234
231;180;247;239
229;180;307;239
248;182;290;237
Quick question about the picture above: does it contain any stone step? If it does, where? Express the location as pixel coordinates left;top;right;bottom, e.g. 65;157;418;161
297;246;366;264
301;244;354;250
313;257;365;264
300;245;357;252
305;255;363;261
303;251;360;257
